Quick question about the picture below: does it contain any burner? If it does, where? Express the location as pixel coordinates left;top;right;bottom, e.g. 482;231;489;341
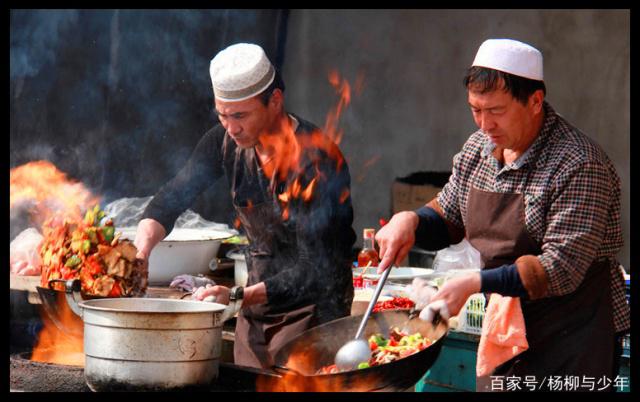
10;351;90;392
10;351;280;392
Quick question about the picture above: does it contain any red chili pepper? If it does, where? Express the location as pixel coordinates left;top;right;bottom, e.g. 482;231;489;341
372;297;415;312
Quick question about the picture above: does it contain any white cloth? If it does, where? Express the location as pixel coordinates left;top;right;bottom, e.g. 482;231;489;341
408;277;438;310
472;38;543;81
169;274;216;292
419;300;451;323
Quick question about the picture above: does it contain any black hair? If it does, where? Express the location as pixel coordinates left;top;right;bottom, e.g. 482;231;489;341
463;66;546;105
257;69;286;105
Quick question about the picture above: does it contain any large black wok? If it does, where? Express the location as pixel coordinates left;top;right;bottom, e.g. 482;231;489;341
267;309;448;391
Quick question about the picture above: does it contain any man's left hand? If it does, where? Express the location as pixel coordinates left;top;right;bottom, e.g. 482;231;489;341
426;271;481;319
192;284;230;305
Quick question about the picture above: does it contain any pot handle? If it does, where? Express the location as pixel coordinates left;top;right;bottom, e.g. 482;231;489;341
49;279;83;318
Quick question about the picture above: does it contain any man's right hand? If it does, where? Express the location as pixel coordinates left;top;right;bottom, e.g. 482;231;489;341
375;211;419;273
133;218;167;263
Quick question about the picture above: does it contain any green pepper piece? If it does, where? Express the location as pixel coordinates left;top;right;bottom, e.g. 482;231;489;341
357;362;370;369
65;254;82;268
82;239;91;254
102;226;115;243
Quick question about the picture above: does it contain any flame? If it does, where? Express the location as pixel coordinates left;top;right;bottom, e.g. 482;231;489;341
323;70;351;145
31;294;84;367
10;160;100;227
10;161;96;366
266;70;356;222
356;155;382;183
255;350;380;392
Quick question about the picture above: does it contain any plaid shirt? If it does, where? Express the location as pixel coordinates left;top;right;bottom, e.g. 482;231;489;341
438;102;629;333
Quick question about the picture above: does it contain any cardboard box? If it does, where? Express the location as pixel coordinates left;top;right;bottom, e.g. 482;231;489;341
391;171;451;214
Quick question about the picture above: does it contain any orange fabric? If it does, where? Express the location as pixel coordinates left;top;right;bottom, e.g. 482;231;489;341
476;293;529;377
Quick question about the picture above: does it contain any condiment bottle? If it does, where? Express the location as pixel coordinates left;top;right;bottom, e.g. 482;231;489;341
357;228;379;269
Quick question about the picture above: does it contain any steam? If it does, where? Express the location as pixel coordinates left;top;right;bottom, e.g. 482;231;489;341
103;196;238;235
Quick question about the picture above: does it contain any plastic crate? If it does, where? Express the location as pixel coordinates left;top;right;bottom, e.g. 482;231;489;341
455;293;486;335
622;333;631;358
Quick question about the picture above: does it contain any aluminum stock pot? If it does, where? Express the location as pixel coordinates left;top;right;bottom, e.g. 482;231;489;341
56;279;241;391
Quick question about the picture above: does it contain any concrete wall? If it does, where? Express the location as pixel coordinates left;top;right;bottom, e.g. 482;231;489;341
282;9;630;270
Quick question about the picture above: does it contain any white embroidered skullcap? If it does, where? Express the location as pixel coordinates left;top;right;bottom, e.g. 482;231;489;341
472;39;544;81
209;43;276;102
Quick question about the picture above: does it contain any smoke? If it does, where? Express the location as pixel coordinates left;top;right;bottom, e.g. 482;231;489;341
10;10;79;81
10;9;287;226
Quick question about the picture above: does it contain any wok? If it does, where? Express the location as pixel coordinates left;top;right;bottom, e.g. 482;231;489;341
268;309;448;391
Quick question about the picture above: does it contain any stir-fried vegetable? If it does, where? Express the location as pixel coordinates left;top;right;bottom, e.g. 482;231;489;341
317;327;433;375
39;205;147;297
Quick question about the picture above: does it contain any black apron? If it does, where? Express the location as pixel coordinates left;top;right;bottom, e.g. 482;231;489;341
466;183;614;391
230;146;318;369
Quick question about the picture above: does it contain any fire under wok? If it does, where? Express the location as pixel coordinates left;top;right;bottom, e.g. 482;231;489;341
267;309;448;391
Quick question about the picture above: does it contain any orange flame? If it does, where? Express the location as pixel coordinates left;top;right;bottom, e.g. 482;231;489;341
255;350;380;392
10;160;100;226
356;155;382;183
31;294;84;366
10;160;99;366
323;70;351;145
267;70;356;221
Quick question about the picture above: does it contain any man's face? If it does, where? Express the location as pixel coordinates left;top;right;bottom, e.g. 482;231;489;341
214;96;273;149
467;84;541;152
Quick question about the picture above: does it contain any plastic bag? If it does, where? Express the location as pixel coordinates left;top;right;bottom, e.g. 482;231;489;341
10;228;44;276
433;238;483;274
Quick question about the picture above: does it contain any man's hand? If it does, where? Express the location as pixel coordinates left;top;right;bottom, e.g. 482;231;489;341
192;284;230;305
133;218;166;262
375;211;419;273
423;271;481;321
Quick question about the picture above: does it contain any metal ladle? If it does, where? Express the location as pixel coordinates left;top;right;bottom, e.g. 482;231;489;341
335;265;393;371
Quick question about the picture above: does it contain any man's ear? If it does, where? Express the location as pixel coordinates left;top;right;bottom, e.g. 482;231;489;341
269;88;284;110
530;89;544;114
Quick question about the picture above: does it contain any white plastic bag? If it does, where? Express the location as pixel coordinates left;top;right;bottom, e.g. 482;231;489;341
10;228;43;276
433;239;483;274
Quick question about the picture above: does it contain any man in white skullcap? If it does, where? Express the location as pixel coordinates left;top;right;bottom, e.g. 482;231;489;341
134;43;357;369
376;39;629;391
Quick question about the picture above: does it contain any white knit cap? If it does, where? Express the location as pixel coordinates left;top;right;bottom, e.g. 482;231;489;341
472;39;544;81
209;43;276;102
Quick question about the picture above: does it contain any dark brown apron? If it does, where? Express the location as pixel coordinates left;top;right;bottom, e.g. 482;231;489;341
466;184;614;391
230;146;318;369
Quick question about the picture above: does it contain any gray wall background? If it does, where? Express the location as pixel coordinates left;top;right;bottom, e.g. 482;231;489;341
282;9;630;270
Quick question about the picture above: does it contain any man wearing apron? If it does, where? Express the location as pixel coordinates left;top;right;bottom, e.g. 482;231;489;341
375;39;629;391
134;43;356;369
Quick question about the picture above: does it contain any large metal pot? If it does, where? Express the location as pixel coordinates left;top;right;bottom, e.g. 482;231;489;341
119;227;233;285
265;309;448;391
51;279;241;391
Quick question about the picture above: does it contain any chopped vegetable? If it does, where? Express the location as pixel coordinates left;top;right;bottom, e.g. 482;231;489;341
39;205;147;297
317;327;433;374
372;297;415;312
